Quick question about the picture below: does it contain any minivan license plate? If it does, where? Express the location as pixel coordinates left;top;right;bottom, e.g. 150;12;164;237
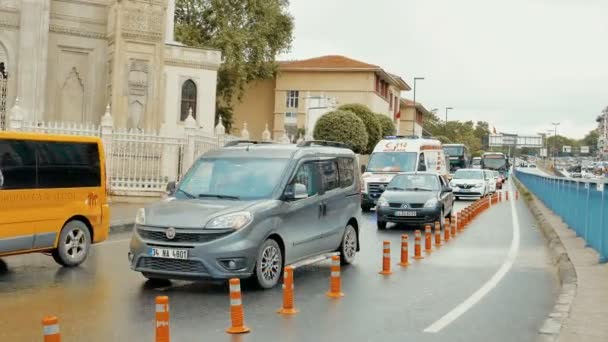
148;247;188;260
395;211;416;217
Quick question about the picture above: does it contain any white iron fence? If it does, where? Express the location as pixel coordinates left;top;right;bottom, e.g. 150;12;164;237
5;104;295;196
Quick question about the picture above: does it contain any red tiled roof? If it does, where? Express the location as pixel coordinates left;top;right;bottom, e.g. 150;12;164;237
279;55;380;70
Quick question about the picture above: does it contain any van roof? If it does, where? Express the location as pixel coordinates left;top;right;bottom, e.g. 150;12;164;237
373;137;443;153
0;131;102;144
202;143;356;160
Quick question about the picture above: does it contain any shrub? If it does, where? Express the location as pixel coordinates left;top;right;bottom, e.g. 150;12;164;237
375;113;396;137
338;104;382;154
313;110;368;154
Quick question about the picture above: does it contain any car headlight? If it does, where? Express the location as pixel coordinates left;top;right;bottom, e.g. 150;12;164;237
424;198;439;208
377;197;389;207
450;181;456;187
206;211;253;230
135;208;146;225
475;182;484;187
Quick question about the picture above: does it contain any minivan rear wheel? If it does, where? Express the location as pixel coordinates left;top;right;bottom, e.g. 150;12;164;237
52;220;91;267
253;239;283;289
339;225;357;265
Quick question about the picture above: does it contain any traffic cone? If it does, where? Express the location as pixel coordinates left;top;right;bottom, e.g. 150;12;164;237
414;230;424;259
444;218;451;242
506;191;509;201
434;223;442;247
226;278;250;334
278;266;298;314
155;296;170;342
398;235;409;267
42;316;60;342
379;241;392;275
327;255;344;297
451;215;457;237
424;225;433;254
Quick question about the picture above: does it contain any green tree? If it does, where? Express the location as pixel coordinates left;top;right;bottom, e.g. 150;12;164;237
175;0;294;131
375;113;396;137
313;110;368;154
581;129;599;149
338;104;382;154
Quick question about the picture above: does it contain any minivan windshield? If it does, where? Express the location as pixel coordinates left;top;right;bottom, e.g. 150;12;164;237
444;146;464;157
388;174;439;191
453;170;484;180
367;152;416;172
472;158;481;166
178;158;289;200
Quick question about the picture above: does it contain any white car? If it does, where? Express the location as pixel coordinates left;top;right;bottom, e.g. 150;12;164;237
484;169;496;194
450;169;489;200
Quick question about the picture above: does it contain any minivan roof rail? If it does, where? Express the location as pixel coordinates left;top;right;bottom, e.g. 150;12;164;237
224;140;274;147
297;140;350;149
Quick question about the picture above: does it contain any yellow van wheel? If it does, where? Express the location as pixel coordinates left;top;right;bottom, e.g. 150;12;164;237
52;221;91;267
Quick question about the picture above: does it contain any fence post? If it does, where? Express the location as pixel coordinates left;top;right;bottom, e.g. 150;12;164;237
261;123;272;142
7;97;24;131
159;124;178;183
600;185;606;263
241;122;250;140
100;104;114;188
584;182;590;244
182;114;197;173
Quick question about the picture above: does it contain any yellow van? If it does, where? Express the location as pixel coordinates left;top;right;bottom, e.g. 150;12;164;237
0;132;110;266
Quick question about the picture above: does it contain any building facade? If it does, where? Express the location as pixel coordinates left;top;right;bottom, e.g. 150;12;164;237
231;55;411;140
398;98;427;136
0;0;221;134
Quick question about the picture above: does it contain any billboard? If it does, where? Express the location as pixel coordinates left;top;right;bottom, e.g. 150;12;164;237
581;146;590;154
562;146;572;153
488;134;542;147
540;148;548;157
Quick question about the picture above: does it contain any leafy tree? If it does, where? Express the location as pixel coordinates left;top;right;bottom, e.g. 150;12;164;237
581;129;599;149
313;110;368;154
338;104;382;154
375;113;396;137
175;0;294;131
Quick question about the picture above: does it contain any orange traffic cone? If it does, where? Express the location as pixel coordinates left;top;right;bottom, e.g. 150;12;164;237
278;266;298;314
155;296;170;342
425;225;433;254
434;223;442;247
379;241;392;275
398;234;409;267
327;255;344;297
413;230;424;259
226;278;250;334
42;316;60;342
444;218;451;242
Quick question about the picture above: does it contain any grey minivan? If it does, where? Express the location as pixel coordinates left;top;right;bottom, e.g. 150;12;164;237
128;141;361;288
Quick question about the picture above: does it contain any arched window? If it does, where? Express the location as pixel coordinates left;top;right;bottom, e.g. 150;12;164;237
180;79;197;121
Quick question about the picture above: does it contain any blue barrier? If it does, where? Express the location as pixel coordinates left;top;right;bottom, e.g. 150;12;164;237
516;169;608;262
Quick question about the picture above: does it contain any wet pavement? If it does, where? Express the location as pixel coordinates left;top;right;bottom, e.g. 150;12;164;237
0;183;558;342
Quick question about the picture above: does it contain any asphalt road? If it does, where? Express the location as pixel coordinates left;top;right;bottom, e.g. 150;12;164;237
0;182;558;342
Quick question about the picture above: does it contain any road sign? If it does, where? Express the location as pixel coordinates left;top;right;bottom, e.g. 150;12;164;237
540;148;548;157
581;146;590;154
488;134;542;147
562;146;572;153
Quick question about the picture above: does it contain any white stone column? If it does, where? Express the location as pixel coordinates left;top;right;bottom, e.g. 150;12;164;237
17;0;51;122
165;0;176;43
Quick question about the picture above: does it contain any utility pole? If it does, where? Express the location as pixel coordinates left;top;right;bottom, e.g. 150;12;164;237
412;77;424;136
552;122;560;167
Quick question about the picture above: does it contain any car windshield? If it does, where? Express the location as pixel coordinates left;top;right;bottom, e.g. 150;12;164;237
482;157;507;169
472;158;481;165
444;146;464;157
453;170;484;180
387;174;439;191
367;152;417;172
177;157;289;200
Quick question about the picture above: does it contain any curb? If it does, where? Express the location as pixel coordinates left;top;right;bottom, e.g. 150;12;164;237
512;176;577;342
110;220;134;234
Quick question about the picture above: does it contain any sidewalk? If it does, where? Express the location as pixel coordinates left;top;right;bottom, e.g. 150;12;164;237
109;197;158;232
535;195;608;341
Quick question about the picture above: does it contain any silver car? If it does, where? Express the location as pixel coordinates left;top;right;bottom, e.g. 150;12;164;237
128;141;361;288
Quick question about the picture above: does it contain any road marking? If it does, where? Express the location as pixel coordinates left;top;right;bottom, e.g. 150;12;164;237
96;238;131;246
424;180;521;333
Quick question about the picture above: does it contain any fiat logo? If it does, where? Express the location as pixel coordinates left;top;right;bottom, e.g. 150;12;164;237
165;227;176;240
401;204;408;209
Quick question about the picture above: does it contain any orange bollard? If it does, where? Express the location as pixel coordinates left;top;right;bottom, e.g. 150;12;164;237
413;230;424;259
227;278;250;334
42;316;60;342
155;296;170;342
424;225;433;254
398;235;409;267
278;266;298;314
506;191;509;201
444;218;451;242
379;241;392;275
451;215;457;237
516;191;519;200
434;223;442;247
326;255;344;298
499;192;502;202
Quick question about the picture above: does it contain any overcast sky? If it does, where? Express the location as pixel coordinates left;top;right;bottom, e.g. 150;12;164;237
282;0;608;139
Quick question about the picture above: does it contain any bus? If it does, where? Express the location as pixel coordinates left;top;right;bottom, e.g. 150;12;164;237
443;144;470;172
0;132;110;267
360;136;448;211
481;152;510;179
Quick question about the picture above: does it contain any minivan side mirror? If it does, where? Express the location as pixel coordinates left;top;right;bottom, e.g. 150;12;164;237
166;181;177;195
284;183;308;201
360;164;366;174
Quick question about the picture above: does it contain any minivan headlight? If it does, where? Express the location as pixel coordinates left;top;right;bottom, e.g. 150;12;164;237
377;197;389;207
475;182;484;187
206;212;253;230
424;198;439;208
135;208;146;225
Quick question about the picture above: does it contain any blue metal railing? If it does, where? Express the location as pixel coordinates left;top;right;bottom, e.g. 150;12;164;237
516;169;608;262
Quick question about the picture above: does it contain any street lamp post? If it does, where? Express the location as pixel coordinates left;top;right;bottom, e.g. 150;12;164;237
445;107;453;123
552;122;560;167
412;77;425;136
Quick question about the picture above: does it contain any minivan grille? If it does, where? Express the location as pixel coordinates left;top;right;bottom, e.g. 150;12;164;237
137;227;230;243
367;182;388;197
137;257;207;274
389;203;424;208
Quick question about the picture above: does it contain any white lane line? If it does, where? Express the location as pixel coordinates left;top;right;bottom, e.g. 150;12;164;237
95;238;131;246
424;182;521;333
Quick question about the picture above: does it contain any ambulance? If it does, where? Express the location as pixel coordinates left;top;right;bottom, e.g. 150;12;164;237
360;136;448;211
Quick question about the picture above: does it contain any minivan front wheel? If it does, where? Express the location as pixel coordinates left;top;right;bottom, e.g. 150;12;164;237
52;220;91;267
340;224;357;265
254;239;283;289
